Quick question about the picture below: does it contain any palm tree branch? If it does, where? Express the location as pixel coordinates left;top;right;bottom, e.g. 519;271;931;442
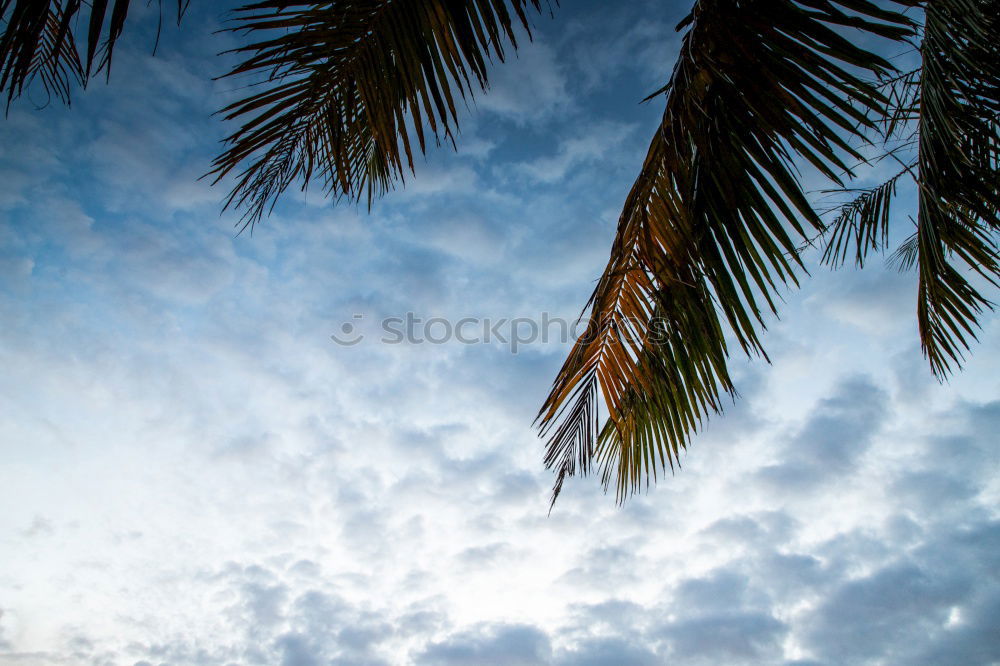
915;0;1000;377
0;0;188;108
820;165;910;268
207;0;546;230
538;0;919;505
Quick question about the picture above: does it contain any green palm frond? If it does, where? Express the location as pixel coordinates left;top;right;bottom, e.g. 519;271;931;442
914;0;1000;377
0;0;189;109
207;0;546;230
538;0;919;507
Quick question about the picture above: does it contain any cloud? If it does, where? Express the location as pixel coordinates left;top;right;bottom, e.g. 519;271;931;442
659;612;787;664
755;376;888;493
475;40;568;123
19;516;55;539
817;267;915;337
516;122;636;184
795;517;1000;665
560;0;683;93
416;624;552;665
556;637;660;666
804;562;967;662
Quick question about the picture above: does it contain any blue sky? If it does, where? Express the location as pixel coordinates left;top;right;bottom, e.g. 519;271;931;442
1;2;999;664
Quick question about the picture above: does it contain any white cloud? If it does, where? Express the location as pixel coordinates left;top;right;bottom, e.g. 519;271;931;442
516;122;636;184
475;39;568;123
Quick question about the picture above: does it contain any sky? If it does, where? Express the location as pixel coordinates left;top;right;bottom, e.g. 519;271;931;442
1;2;999;665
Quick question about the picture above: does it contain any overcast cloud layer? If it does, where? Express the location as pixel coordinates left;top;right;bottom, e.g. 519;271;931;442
1;2;999;665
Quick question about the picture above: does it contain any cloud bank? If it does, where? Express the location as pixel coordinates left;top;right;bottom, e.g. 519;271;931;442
0;1;997;664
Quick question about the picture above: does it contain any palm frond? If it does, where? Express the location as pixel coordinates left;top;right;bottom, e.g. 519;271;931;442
915;0;1000;377
888;231;919;271
0;0;189;109
9;2;83;109
821;166;910;268
538;0;919;506
208;0;547;230
878;66;921;141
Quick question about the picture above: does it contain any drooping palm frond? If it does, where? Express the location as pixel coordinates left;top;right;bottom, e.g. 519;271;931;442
0;0;189;109
888;231;919;272
878;65;921;141
538;0;919;506
208;0;546;230
821;166;910;269
914;0;1000;377
817;60;923;270
821;1;1000;374
2;2;83;109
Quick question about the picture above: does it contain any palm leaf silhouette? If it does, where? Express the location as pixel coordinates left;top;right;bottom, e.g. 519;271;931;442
822;0;1000;376
207;0;547;230
913;0;1000;376
0;0;190;109
537;0;921;506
